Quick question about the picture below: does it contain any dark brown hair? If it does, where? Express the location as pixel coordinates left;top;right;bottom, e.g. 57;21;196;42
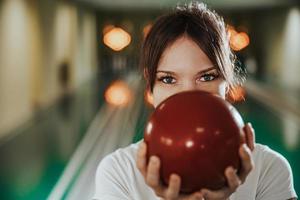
140;2;245;97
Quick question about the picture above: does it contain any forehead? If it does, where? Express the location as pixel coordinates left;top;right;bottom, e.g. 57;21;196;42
157;36;214;73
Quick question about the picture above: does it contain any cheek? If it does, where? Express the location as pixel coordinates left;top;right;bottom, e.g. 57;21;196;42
152;85;175;108
152;87;164;108
217;81;227;99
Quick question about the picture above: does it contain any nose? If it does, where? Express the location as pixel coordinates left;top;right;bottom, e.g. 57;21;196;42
178;81;198;93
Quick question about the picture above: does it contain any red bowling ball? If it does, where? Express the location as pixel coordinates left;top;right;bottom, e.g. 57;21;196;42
144;90;245;193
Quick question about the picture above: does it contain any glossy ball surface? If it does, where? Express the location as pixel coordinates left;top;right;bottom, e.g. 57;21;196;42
144;91;245;193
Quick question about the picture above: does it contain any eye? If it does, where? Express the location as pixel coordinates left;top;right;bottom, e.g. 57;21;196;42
198;73;219;82
157;76;176;84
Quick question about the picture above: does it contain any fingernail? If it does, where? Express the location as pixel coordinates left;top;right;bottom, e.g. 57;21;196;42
195;193;203;199
248;122;252;127
170;173;178;180
150;156;158;164
233;168;238;174
201;190;207;197
241;144;247;152
243;144;251;153
228;166;236;171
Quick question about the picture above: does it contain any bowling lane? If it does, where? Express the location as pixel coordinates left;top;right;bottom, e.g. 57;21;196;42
0;75;114;200
48;71;146;200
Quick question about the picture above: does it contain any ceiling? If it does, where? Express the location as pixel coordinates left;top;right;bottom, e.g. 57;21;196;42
76;0;299;10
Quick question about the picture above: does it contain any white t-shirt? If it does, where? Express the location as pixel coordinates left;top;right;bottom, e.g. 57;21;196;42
93;140;297;200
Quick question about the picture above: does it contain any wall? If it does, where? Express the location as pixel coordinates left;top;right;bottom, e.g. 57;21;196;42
247;6;300;91
0;0;98;139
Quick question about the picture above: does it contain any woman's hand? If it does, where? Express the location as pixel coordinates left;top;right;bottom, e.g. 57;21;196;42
137;142;205;200
243;123;256;152
136;123;255;200
199;122;256;199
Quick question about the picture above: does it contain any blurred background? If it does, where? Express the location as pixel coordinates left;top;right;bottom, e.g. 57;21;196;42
0;0;299;199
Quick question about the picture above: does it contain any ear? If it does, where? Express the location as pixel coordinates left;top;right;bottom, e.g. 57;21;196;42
144;88;154;107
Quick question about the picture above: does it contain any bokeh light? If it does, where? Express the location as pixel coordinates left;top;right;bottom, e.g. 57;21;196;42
143;23;152;38
104;80;132;106
227;25;238;38
103;26;131;51
102;24;115;34
227;25;250;51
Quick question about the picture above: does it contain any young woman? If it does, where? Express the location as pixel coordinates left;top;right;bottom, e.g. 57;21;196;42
94;2;297;200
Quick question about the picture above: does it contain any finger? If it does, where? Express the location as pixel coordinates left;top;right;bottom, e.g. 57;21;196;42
249;123;256;147
165;174;181;200
225;166;241;192
199;166;245;199
146;156;163;194
244;123;255;151
186;192;205;200
180;192;204;200
238;144;254;183
201;187;230;200
136;142;147;177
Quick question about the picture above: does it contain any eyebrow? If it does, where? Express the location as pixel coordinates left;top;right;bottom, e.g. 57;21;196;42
156;66;217;75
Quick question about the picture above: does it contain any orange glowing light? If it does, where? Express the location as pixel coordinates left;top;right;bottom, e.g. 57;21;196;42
103;27;131;51
143;23;152;38
145;90;154;106
230;32;250;51
227;25;238;38
103;25;114;34
227;25;250;51
105;80;132;106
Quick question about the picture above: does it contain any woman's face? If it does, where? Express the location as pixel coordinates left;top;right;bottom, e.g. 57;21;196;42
152;36;227;108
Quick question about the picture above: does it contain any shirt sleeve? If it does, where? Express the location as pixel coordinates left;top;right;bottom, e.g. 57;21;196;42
256;150;297;200
93;154;131;200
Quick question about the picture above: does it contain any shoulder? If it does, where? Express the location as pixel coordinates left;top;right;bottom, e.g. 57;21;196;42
93;140;143;199
253;144;292;175
97;140;141;174
254;143;288;162
252;144;297;200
